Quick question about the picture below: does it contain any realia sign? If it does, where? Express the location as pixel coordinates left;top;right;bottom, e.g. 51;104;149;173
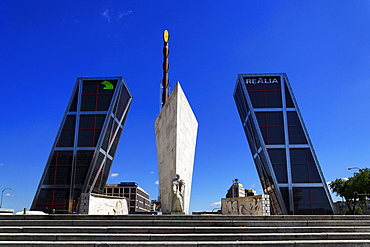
245;77;280;84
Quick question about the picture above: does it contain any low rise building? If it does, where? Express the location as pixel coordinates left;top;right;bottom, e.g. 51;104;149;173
104;182;150;213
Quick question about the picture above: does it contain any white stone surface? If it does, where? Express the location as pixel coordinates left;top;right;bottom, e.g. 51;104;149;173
221;195;270;216
15;211;47;215
79;193;128;215
155;82;198;214
0;208;14;215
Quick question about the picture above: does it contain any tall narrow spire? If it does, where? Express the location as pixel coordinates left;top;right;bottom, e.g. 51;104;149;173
161;30;170;108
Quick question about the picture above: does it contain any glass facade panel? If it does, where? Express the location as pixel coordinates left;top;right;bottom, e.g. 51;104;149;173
256;112;285;145
234;82;249;121
268;148;287;183
78;115;106;147
57;115;76;147
245;76;282;108
109;126;122;157
101;117;114;151
279;187;290;214
69;89;78;112
74;151;94;185
44;151;73;185
34;188;69;214
285;83;294;108
287;112;307;144
293;187;332;215
244;118;259;154
291;148;321;183
90;152;105;194
81;80;117;111
115;86;131;120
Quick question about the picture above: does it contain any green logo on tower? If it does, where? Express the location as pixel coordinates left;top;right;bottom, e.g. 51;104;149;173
101;80;114;89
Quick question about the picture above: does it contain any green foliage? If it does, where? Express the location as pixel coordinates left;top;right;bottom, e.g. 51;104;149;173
345;206;363;215
329;168;370;215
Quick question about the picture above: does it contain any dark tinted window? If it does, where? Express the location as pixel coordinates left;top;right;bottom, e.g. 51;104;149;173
74;151;94;185
285;83;294;108
244;118;261;154
114;86;131;120
279;187;290;214
290;148;321;183
57;115;76;147
245;76;282;108
287;112;307;144
109;125;122;157
234;82;249;121
78;115;106;147
44;151;73;185
81;80;117;111
69;89;78;112
268;148;287;183
101;117;114;151
256;112;285;145
34;189;69;213
293;187;332;215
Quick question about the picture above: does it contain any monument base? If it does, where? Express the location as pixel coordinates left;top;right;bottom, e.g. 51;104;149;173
171;212;186;215
221;195;270;216
79;193;128;215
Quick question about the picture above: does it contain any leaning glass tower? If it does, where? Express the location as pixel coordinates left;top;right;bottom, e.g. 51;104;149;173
234;73;334;215
31;77;132;213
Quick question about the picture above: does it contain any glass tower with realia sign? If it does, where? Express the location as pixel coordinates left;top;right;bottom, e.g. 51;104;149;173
234;73;334;215
31;77;132;214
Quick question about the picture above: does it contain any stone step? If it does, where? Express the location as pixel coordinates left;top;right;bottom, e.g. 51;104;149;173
1;215;370;221
0;240;370;247
1;215;369;246
1;219;370;227
0;232;369;242
1;226;370;234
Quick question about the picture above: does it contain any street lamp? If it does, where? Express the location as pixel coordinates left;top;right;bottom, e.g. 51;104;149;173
0;188;12;208
348;167;361;171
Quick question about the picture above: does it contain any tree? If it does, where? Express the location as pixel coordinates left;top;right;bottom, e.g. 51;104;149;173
329;168;370;214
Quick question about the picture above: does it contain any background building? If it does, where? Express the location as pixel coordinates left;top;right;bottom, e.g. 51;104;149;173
333;201;346;215
234;73;334;215
31;77;132;213
226;179;256;198
104;182;150;213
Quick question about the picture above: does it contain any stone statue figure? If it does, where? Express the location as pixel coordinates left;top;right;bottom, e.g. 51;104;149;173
171;174;185;212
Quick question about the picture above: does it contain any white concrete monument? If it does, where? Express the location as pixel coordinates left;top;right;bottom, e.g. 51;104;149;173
155;82;198;214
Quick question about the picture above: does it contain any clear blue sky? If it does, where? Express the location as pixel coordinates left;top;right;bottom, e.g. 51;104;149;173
1;1;370;213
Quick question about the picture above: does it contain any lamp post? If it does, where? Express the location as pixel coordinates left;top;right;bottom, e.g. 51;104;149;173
0;188;12;208
348;167;361;171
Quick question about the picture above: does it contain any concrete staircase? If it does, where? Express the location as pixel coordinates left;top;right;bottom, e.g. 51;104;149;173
0;214;369;246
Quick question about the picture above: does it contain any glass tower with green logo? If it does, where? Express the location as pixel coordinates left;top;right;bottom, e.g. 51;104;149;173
31;77;132;213
234;73;334;215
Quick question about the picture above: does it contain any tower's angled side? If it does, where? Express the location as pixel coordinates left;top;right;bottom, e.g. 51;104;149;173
233;73;334;215
31;77;132;214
